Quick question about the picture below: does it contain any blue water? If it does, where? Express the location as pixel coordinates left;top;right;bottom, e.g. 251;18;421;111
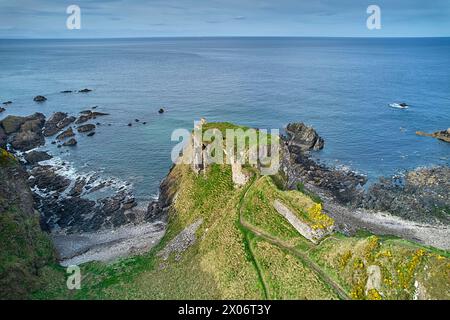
1;37;449;199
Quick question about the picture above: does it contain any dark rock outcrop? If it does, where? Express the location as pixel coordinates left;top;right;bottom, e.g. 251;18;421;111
29;165;71;193
0;113;46;151
43;112;75;137
416;128;450;143
60;90;72;93
0;126;6;149
2;101;12;105
77;124;95;133
56;127;75;141
33;95;47;102
24;151;52;165
158;108;164;114
285;122;324;152
0;107;5;113
78;88;92;93
62;138;77;147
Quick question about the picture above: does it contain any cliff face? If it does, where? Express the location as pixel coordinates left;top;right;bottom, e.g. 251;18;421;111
0;149;55;299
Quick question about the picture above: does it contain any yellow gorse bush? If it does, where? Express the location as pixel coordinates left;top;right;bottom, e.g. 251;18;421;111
308;203;334;230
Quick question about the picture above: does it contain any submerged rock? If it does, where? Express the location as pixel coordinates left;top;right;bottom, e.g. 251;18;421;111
78;88;92;93
0;107;5;113
60;90;72;93
75;111;109;124
2;101;12;105
33;95;47;102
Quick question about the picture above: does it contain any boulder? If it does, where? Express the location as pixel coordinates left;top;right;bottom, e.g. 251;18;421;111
56;127;75;141
2;113;46;151
0;107;5;113
158;108;164;114
33;95;47;102
0;115;28;134
62;138;77;147
285;122;324;153
87;132;95;137
2;101;12;105
77;124;95;133
24;151;52;165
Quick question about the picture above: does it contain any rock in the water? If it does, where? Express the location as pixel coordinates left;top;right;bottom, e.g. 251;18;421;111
416;129;450;143
0;107;5;113
75;111;109;124
78;88;92;93
43;112;75;137
24;151;52;165
33;95;47;102
128;123;132;127
285;122;324;152
2;101;12;105
87;132;95;137
77;124;95;133
56;127;75;141
62;138;77;147
60;90;72;93
158;108;164;114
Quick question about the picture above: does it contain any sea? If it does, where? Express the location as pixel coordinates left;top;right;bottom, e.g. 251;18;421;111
1;37;449;200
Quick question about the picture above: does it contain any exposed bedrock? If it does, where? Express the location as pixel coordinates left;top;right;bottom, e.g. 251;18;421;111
281;122;449;225
0;113;46;151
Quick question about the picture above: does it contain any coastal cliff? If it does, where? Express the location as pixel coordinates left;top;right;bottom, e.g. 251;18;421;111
0;149;55;299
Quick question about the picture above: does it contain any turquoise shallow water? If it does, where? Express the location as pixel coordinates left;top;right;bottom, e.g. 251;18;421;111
0;37;449;199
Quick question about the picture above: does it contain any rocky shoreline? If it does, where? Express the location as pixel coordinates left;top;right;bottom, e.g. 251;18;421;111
281;123;450;227
0;98;171;265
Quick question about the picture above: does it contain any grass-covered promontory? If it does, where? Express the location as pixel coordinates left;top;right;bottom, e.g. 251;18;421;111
10;123;449;300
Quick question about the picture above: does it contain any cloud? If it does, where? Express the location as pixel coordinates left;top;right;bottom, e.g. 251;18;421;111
0;0;449;38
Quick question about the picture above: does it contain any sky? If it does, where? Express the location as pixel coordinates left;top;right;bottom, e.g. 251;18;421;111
0;0;449;38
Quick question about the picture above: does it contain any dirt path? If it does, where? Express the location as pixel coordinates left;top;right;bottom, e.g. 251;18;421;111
237;174;349;300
